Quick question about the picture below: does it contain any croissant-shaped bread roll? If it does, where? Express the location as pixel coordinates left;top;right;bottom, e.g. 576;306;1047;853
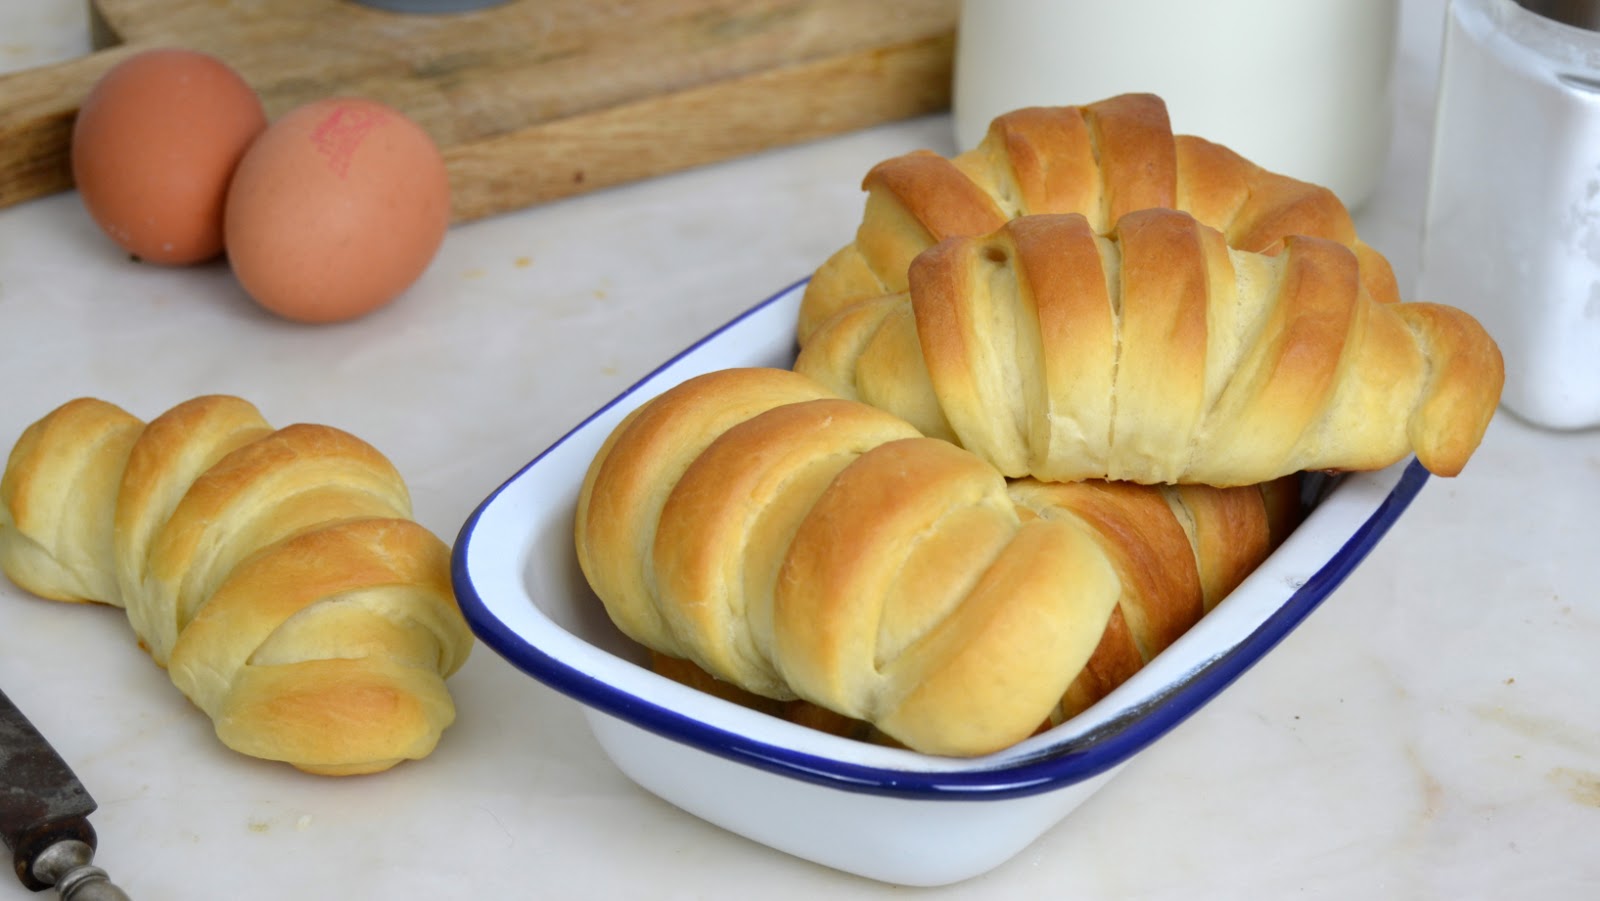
0;395;474;776
796;209;1504;486
798;92;1401;343
575;367;1298;755
1012;475;1299;721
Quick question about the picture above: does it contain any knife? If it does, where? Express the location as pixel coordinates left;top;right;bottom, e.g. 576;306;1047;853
0;688;130;899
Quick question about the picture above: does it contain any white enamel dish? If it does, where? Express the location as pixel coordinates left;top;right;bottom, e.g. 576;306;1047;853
450;279;1429;887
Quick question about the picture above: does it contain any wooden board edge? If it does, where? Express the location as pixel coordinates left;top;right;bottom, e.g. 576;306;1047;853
442;32;956;223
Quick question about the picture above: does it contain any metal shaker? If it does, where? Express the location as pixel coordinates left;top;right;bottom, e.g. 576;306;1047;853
1418;0;1600;429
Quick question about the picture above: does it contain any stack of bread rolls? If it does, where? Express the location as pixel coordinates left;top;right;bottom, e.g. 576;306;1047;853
576;93;1504;757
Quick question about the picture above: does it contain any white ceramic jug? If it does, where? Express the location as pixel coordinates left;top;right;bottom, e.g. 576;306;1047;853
951;0;1401;210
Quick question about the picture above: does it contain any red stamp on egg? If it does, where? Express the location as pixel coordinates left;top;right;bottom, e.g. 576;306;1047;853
311;105;389;179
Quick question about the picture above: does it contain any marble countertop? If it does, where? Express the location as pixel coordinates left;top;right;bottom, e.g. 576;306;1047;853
2;1;1597;898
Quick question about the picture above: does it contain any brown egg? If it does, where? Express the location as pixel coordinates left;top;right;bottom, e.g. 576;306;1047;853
224;97;451;324
72;49;266;265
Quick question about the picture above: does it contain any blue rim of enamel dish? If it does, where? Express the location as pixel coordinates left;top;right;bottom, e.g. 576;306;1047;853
451;279;1431;801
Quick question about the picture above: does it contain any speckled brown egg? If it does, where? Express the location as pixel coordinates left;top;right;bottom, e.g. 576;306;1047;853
71;48;267;265
223;97;451;324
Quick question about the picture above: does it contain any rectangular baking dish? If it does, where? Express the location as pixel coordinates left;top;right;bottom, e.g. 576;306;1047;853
451;279;1428;886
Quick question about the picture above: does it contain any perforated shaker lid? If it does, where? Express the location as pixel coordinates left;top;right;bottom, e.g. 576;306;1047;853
1517;0;1600;30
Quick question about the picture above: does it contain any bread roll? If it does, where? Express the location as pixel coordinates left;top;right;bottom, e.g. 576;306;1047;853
576;368;1298;755
0;395;473;775
799;92;1401;343
796;210;1504;486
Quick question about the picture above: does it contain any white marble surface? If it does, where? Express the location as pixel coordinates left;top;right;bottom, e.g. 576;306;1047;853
1;1;1597;898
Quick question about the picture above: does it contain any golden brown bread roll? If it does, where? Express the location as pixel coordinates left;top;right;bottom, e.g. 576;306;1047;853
798;92;1401;343
0;395;474;775
1011;476;1299;721
796;209;1504;486
575;368;1298;755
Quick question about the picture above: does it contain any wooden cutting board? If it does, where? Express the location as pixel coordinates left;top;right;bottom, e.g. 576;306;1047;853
0;0;958;223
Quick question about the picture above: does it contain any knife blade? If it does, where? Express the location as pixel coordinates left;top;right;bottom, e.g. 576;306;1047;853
0;687;130;899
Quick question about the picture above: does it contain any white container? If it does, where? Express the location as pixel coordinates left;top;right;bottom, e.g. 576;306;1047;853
1418;0;1600;431
452;280;1430;887
951;0;1401;210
